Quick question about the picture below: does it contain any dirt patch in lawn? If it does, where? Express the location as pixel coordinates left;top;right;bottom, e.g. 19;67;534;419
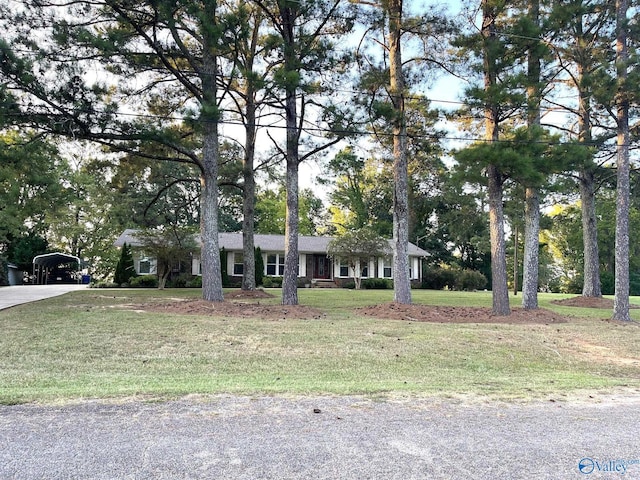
551;295;640;309
139;289;325;320
356;303;568;324
132;291;636;324
224;289;275;300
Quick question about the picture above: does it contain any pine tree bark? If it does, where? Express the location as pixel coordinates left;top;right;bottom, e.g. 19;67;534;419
200;0;224;302
241;87;257;291
575;20;602;298
580;168;602;297
612;0;630;321
482;0;510;316
487;164;510;315
522;0;541;310
240;14;263;291
281;2;299;306
522;187;539;309
388;0;411;305
200;126;224;302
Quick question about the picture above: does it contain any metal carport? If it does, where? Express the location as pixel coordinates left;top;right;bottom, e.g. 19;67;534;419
32;253;81;285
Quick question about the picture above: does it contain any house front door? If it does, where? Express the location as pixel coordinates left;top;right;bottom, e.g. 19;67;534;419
313;255;331;279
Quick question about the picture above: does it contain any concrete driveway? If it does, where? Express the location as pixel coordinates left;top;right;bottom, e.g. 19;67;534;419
0;284;87;310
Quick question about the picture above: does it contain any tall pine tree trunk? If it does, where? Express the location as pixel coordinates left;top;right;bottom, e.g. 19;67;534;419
580;167;601;297
522;187;540;309
483;0;510;316
388;0;411;304
200;128;223;302
240;14;264;291
200;0;224;302
522;0;541;310
487;164;510;315
612;0;630;321
281;3;299;306
241;88;257;291
575;21;602;298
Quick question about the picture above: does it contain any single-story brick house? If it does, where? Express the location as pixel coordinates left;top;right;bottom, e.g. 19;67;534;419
114;229;428;286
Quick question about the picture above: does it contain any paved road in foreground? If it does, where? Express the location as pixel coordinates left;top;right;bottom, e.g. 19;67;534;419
1;394;640;479
0;284;87;310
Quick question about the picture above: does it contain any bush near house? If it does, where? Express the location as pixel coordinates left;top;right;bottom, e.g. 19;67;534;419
186;276;202;288
263;276;283;288
340;278;394;289
422;266;487;291
362;278;393;289
114;243;137;286
457;269;487;291
422;267;457;290
129;275;159;288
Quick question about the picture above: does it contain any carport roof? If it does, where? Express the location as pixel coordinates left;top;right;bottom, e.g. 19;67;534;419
32;253;81;269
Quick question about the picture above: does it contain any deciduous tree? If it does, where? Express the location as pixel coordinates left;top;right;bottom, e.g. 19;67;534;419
327;228;389;290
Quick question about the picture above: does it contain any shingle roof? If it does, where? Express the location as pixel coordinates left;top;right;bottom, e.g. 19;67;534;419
114;229;429;257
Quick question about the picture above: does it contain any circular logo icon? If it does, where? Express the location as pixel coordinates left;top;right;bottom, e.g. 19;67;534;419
579;458;595;474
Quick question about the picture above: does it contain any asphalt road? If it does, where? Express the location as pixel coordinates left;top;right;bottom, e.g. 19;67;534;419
0;284;88;311
2;394;640;480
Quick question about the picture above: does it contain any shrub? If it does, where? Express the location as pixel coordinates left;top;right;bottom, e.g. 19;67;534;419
0;256;8;286
599;271;614;296
422;267;457;290
562;274;583;294
166;273;195;288
91;281;119;288
263;276;283;288
129;275;159;288
456;269;487;291
361;278;393;289
255;247;264;287
630;273;640;296
114;243;137;285
220;248;230;287
186;276;202;288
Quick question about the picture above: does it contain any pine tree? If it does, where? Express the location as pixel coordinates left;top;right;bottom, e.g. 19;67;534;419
114;243;136;285
251;0;355;305
612;0;631;321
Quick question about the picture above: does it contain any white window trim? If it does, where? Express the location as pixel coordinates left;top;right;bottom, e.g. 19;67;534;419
138;257;157;275
379;257;393;279
265;253;285;277
233;252;244;275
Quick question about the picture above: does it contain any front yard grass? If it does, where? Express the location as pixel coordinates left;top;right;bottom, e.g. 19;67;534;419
1;288;639;404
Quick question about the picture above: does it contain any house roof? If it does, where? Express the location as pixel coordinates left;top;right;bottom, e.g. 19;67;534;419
114;229;429;257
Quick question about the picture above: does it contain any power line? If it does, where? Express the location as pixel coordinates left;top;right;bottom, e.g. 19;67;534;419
3;107;621;149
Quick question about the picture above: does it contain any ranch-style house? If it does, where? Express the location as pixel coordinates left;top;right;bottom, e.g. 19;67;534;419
114;229;428;287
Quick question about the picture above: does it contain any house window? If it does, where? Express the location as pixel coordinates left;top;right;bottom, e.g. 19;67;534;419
266;254;285;276
339;258;349;277
383;258;392;278
233;252;243;275
139;258;151;275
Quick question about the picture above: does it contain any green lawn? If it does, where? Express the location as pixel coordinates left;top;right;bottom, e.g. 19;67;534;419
1;288;639;404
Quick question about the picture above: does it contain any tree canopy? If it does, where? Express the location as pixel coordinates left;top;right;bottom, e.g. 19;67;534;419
0;0;638;319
